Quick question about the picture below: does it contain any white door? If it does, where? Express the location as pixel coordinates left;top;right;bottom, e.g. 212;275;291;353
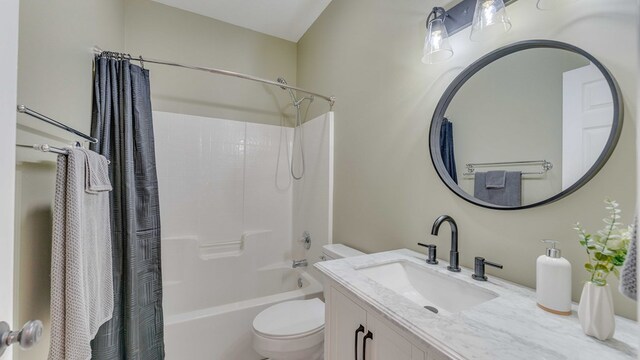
0;0;20;358
562;63;614;190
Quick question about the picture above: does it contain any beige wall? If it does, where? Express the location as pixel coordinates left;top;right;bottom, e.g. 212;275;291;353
298;0;637;319
448;49;589;204
124;0;298;126
15;1;125;359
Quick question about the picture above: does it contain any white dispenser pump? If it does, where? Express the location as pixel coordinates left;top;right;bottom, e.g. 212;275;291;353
536;240;572;315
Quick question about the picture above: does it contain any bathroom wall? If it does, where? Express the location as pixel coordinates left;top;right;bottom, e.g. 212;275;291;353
14;1;125;359
448;49;589;204
298;0;638;319
292;112;335;280
124;0;298;126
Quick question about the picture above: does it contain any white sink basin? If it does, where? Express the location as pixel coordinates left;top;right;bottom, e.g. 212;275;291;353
357;260;498;314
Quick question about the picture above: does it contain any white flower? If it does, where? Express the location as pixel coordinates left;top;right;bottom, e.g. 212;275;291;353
606;239;625;251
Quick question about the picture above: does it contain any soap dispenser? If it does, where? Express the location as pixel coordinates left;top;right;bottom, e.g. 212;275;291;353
536;240;572;315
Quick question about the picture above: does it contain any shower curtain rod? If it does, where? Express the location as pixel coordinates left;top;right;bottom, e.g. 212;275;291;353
93;46;336;110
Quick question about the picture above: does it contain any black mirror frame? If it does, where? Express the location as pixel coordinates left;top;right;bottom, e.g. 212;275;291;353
429;40;624;210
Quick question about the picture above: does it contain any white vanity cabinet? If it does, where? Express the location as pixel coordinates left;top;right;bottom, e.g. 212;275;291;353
317;250;639;360
325;284;446;360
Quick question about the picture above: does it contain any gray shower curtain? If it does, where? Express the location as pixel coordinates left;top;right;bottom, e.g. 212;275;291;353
90;55;165;359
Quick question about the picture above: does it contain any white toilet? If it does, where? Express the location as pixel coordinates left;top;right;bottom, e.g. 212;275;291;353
252;244;364;360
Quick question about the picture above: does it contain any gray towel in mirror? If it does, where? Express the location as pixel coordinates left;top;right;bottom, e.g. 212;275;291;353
474;171;522;206
485;170;506;189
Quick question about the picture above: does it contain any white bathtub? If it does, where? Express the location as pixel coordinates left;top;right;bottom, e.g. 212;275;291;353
163;265;323;360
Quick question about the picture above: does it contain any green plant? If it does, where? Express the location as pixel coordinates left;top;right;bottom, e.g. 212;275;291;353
575;199;631;286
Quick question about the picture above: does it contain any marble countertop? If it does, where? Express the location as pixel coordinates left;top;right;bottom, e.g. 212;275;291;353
315;249;638;360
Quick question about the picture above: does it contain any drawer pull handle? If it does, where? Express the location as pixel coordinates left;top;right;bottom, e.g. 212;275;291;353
354;324;365;359
362;330;373;360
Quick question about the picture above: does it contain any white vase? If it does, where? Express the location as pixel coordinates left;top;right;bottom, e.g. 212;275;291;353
577;282;615;340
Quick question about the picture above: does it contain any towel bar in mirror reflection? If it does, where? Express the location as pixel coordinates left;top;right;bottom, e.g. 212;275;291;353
463;160;553;176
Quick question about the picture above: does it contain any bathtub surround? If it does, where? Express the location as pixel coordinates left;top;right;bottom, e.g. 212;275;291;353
154;111;333;359
297;0;638;319
154;112;294;250
293;113;335;279
90;56;165;359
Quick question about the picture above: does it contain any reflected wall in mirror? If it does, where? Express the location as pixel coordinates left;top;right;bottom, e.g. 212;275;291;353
430;40;623;210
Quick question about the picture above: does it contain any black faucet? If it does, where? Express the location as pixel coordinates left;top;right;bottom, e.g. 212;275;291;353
431;215;460;272
472;257;503;281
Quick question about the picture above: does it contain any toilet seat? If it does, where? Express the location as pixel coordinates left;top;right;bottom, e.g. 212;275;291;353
253;298;325;339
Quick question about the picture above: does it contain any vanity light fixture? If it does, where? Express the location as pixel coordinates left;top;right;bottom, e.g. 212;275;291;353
422;7;454;64
470;0;512;41
422;0;518;63
433;0;517;38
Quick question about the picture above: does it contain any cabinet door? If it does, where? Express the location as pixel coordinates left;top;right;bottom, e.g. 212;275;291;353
366;314;418;360
328;287;368;360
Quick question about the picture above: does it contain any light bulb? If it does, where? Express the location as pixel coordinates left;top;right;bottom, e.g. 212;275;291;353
422;17;453;64
470;0;512;42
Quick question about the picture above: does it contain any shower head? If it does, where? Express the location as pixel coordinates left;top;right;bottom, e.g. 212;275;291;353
277;77;298;105
277;77;288;90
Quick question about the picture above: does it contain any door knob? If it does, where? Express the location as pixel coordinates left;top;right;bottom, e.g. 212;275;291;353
0;320;43;356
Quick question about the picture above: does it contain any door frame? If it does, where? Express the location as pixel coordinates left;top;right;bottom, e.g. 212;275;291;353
0;0;20;358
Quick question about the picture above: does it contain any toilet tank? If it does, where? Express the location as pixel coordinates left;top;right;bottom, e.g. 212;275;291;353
321;244;365;260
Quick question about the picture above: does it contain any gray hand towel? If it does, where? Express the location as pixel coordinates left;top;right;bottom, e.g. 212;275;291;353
78;148;112;194
619;217;637;301
485;171;506;189
49;149;114;360
474;171;521;206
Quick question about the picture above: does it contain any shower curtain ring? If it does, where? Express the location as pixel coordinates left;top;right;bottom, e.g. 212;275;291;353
139;56;145;69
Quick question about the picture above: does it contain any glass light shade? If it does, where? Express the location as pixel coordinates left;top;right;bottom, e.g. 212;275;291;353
469;0;512;42
422;18;453;64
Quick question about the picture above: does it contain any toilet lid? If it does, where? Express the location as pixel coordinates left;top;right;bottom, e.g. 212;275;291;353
253;298;324;338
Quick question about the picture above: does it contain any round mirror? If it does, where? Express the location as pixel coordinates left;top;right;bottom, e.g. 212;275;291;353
429;40;623;210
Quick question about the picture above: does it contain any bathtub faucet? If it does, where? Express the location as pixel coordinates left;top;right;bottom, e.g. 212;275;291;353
292;259;308;268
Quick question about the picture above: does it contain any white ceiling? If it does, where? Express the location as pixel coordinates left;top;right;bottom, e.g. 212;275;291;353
152;0;334;42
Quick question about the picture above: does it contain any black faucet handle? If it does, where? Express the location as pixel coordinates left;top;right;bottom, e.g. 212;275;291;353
484;259;503;269
417;243;439;265
472;256;503;281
